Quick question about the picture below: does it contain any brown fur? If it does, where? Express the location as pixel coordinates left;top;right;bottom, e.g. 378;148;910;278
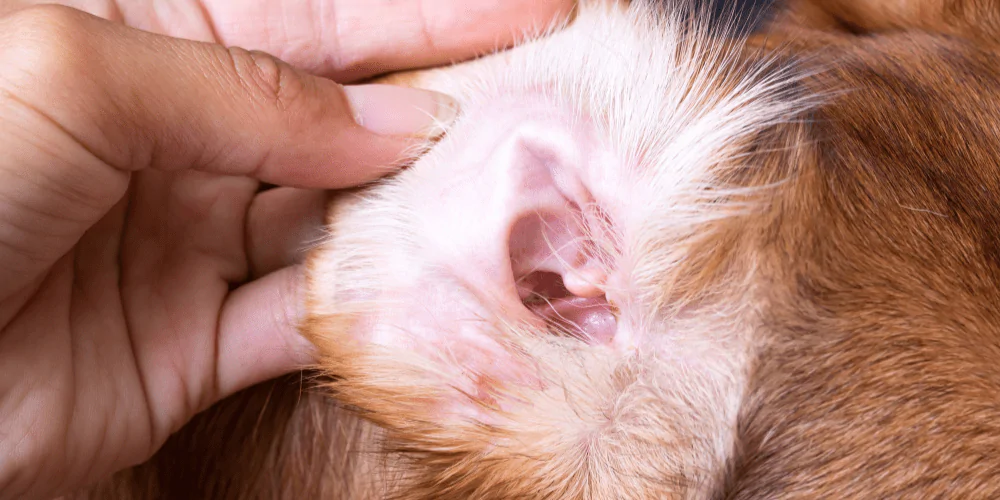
728;1;1000;497
775;0;1000;38
86;0;1000;498
81;374;383;499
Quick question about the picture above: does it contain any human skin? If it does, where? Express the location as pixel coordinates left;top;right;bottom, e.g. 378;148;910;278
0;1;574;498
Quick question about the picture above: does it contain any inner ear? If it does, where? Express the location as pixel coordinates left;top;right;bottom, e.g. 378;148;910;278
507;208;617;344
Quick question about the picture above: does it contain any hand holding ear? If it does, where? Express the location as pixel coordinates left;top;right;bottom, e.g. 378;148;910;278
0;1;574;498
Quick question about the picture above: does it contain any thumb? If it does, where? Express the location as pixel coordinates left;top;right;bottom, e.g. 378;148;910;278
0;6;454;292
0;5;455;294
0;5;456;189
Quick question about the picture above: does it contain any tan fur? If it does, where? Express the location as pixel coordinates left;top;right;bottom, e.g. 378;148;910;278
88;0;1000;498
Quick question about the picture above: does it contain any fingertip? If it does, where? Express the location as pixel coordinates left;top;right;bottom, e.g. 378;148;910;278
341;84;458;139
216;266;317;399
236;76;456;189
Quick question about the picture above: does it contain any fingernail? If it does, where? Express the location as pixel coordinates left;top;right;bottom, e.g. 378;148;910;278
342;84;458;139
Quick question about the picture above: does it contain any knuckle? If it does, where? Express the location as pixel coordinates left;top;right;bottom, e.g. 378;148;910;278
2;3;88;34
0;5;95;91
223;46;306;111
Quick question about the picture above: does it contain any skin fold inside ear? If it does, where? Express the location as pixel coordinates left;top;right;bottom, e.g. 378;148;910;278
364;108;625;349
305;100;631;426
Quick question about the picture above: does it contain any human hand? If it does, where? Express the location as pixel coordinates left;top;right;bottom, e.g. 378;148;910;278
0;1;574;498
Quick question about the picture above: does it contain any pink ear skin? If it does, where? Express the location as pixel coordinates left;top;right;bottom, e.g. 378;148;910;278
338;100;629;423
436;112;623;346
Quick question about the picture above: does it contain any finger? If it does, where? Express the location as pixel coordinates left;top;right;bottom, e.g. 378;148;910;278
0;6;456;188
201;0;578;81
0;1;576;81
0;6;456;291
216;265;316;400
0;0;120;19
246;187;329;279
0;0;220;44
